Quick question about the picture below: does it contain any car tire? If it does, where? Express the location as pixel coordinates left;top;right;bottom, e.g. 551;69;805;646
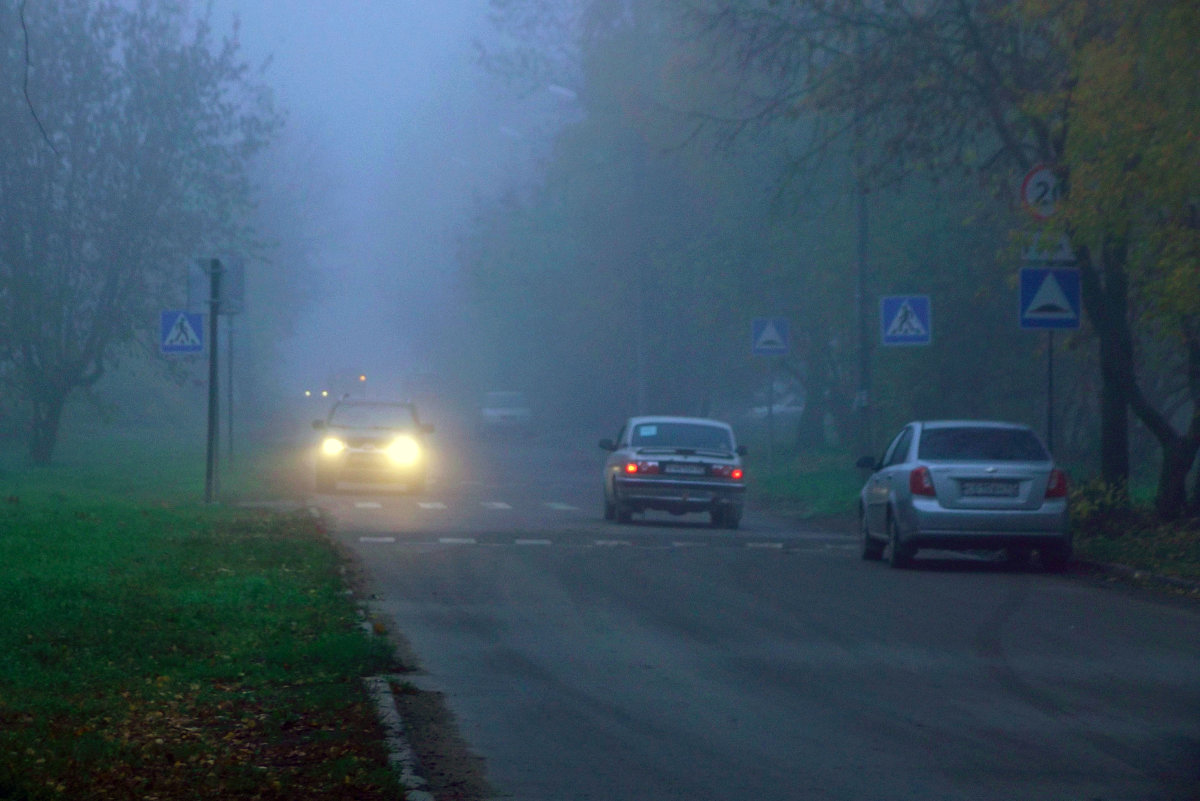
616;504;632;524
710;508;725;528
603;494;615;521
724;508;741;531
860;510;884;561
886;514;914;569
1040;543;1071;573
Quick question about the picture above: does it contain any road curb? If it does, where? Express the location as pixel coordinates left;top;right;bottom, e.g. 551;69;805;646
1075;558;1200;594
364;675;436;801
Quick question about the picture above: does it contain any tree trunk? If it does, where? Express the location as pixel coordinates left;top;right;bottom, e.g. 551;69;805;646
1076;243;1131;492
28;389;66;466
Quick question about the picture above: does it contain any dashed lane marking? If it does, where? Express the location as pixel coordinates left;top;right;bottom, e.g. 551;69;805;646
438;537;478;545
515;538;553;546
594;539;632;547
746;541;785;549
481;501;512;510
359;536;396;544
417;502;447;510
355;502;383;509
544;502;578;511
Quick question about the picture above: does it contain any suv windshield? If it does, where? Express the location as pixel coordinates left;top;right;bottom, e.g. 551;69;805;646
632;422;733;451
329;403;417;429
918;427;1048;461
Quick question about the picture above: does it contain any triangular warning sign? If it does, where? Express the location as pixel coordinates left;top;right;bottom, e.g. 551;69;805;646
755;321;785;349
886;301;928;337
164;313;202;347
1025;274;1076;319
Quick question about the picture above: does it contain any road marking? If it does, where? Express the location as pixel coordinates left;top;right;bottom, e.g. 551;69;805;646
417;502;447;510
672;541;708;548
594;539;632;547
515;538;553;546
543;502;578;511
482;502;512;510
746;541;784;549
359;536;396;544
438;537;477;545
355;502;383;509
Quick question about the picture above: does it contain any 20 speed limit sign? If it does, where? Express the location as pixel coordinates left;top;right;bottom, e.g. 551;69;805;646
1021;164;1061;220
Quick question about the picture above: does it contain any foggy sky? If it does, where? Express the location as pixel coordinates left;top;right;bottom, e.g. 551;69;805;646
211;0;547;395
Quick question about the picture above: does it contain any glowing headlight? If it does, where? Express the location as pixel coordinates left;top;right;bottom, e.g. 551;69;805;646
386;435;421;465
320;437;346;456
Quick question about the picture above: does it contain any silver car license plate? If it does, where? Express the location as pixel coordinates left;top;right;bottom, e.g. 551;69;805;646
664;463;705;475
960;480;1018;497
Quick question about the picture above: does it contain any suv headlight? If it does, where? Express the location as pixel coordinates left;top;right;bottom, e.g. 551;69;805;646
386;436;421;466
320;437;346;456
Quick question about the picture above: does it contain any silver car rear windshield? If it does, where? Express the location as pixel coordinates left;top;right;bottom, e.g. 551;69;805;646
330;404;416;429
633;423;733;452
918;427;1048;461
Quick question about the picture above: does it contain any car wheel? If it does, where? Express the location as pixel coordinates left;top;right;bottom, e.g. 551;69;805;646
886;514;914;569
724;508;741;531
860;510;884;561
1040;543;1071;573
616;503;632;524
710;508;725;528
603;494;615;521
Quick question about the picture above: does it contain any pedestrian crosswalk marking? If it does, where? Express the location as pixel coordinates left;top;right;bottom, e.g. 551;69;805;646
418;502;447;509
482;502;512;510
544;502;578;510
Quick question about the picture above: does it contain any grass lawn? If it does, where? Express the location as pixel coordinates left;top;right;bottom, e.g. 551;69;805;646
0;428;406;800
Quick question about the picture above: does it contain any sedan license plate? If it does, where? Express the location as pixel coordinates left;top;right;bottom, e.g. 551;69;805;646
960;480;1018;498
664;463;706;476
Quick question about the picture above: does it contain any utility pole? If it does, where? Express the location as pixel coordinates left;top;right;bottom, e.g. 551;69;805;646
204;258;222;504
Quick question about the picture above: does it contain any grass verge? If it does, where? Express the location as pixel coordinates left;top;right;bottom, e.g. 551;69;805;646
0;434;406;800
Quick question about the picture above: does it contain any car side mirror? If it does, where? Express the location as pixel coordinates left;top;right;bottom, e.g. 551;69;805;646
736;445;748;456
855;455;878;471
599;438;616;451
313;420;326;430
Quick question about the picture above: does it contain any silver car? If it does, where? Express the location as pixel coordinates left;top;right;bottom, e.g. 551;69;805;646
856;420;1070;570
600;416;747;529
312;400;434;493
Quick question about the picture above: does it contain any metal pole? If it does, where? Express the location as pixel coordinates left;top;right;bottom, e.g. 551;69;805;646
204;258;222;503
1046;330;1055;453
227;315;234;468
767;358;776;476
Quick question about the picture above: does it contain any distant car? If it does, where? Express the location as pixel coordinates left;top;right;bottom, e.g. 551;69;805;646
312;399;433;493
478;391;533;438
856;420;1070;570
600;416;747;529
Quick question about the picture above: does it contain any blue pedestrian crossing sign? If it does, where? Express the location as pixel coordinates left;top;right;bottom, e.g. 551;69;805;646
1020;268;1080;329
752;318;790;356
160;310;204;354
880;295;932;346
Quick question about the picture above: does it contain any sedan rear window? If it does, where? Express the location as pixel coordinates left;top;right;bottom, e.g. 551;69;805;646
918;427;1048;461
633;423;733;451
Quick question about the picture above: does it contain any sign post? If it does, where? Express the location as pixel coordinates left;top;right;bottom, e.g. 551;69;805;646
204;259;222;504
1020;249;1080;453
752;318;790;474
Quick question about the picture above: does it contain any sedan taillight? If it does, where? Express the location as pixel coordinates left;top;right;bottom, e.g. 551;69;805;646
625;460;659;474
710;465;744;480
1045;469;1068;498
909;466;936;496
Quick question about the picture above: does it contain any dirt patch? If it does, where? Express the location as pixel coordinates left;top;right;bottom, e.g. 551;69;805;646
389;680;494;801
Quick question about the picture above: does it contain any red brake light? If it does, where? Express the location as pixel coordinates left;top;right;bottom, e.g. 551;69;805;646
625;461;658;474
731;468;744;480
909;466;936;496
709;465;744;480
1045;469;1068;498
624;462;639;474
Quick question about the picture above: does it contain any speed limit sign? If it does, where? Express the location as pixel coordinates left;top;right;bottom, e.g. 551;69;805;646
1021;164;1061;220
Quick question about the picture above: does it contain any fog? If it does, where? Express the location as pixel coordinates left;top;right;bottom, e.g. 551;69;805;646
214;0;548;401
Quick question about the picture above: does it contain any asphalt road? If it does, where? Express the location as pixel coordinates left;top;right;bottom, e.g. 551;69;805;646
314;427;1200;801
